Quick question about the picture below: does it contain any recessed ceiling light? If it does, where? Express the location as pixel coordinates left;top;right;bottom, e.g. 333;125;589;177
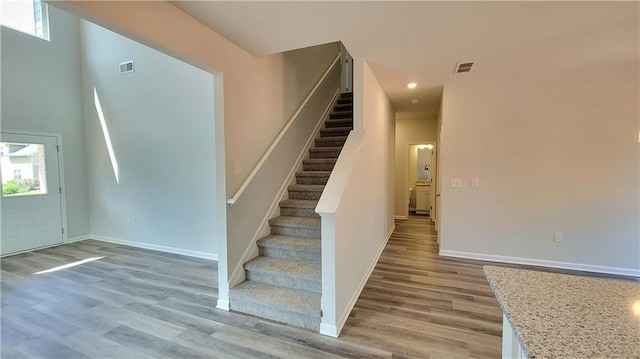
411;98;419;104
407;82;417;89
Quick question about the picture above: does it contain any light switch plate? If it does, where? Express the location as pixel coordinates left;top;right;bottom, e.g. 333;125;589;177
451;178;461;188
471;178;479;188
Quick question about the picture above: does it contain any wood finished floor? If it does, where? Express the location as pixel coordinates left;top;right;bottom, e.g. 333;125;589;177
2;216;634;358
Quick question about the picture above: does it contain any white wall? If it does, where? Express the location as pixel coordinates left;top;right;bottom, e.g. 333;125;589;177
54;1;341;306
439;63;640;275
1;6;89;240
318;59;395;337
80;21;216;257
394;114;437;218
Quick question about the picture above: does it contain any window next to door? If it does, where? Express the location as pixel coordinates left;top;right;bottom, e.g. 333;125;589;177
0;0;50;41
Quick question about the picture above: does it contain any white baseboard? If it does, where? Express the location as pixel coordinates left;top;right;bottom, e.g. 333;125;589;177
439;250;640;277
66;235;89;243
331;224;396;337
394;215;408;220
90;234;218;261
216;298;230;311
319;323;338;338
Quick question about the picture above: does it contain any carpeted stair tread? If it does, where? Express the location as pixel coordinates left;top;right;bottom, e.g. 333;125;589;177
279;199;318;209
244;257;321;281
302;158;337;171
330;111;353;119
295;171;331;178
268;216;320;229
257;235;321;262
315;136;347;147
303;158;337;164
230;282;321;316
279;199;319;217
320;127;352;137
309;146;343;153
257;235;321;252
324;118;353;128
288;184;325;192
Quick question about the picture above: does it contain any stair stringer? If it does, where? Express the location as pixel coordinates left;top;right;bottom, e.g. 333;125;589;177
228;89;341;289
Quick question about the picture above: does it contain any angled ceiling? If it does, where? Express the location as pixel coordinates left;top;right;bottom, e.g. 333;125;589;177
171;1;639;117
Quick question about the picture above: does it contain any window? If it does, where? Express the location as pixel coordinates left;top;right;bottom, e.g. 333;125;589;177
0;0;49;40
1;142;48;197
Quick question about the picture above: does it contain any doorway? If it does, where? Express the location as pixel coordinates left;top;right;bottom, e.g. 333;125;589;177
1;132;64;255
407;143;436;219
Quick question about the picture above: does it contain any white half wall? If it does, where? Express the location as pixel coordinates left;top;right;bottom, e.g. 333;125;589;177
318;59;395;337
80;21;217;256
1;7;89;239
439;62;640;274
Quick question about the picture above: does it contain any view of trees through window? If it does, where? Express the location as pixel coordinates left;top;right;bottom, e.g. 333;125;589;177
0;142;47;197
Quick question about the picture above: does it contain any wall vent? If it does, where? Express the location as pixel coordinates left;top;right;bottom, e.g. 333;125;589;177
454;62;474;74
119;61;135;74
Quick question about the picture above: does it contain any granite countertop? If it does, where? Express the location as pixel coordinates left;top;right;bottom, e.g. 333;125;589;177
484;266;640;359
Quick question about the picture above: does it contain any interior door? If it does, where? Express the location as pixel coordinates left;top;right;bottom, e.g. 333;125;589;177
1;132;63;256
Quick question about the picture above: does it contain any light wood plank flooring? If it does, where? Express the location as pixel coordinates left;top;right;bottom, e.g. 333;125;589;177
2;216;634;358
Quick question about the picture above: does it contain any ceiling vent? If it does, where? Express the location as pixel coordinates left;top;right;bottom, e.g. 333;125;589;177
119;60;135;74
454;62;474;74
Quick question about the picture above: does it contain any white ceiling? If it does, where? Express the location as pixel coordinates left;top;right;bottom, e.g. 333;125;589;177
171;1;639;116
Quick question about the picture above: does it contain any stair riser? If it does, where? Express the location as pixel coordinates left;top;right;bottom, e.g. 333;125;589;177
302;162;335;171
309;150;341;159
280;207;319;217
295;176;329;185
230;298;320;331
330;112;352;120
337;98;352;105
288;190;323;200
315;138;346;147
271;225;320;239
245;271;321;294
325;120;353;128
259;247;321;262
333;104;352;111
320;128;351;137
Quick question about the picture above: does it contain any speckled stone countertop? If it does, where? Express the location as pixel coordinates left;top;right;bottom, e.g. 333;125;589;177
484;266;640;359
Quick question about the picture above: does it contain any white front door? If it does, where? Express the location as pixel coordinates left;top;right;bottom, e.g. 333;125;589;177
1;132;63;256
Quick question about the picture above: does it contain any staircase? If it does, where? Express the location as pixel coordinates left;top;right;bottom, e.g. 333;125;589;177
229;92;353;330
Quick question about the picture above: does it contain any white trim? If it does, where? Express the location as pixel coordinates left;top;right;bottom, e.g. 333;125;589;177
216;298;230;311
227;53;342;206
319;322;338;338
91;234;218;261
66;235;89;243
439;250;640;277
228;89;341;289
331;224;395;337
394;215;408;220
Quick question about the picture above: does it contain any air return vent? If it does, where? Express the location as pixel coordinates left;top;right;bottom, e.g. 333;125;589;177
454;62;474;74
119;61;134;74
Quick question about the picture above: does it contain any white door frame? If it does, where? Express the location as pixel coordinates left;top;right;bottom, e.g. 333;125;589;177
1;130;69;248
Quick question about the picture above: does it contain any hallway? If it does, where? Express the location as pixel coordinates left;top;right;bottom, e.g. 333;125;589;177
340;215;504;358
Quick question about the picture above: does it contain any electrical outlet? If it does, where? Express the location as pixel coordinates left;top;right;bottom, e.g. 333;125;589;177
471;178;479;188
554;232;563;243
235;161;242;174
451;178;461;188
